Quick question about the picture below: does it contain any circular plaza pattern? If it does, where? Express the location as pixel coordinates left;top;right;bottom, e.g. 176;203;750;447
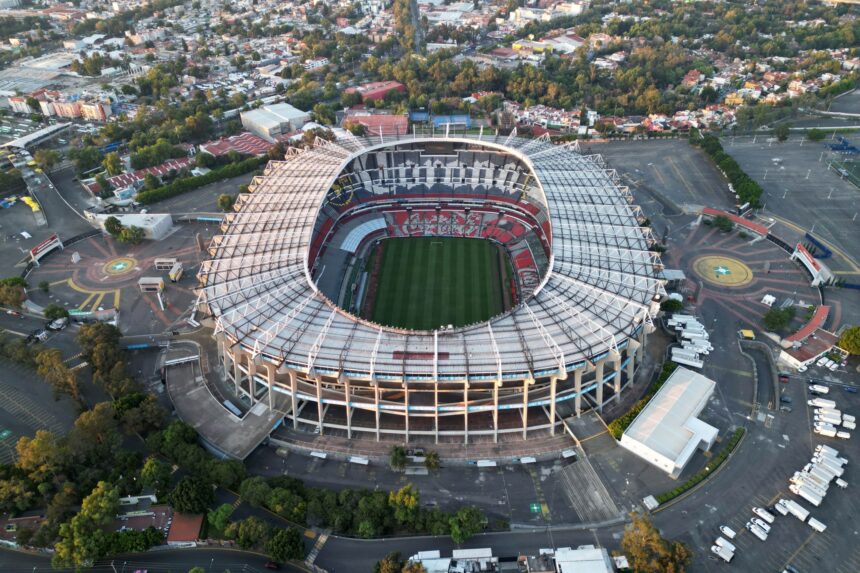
692;255;753;288
102;257;137;276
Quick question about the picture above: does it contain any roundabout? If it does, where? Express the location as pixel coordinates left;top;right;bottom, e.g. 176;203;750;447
692;255;754;288
102;257;137;276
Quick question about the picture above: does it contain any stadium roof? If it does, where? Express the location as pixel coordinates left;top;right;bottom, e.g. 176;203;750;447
198;132;665;381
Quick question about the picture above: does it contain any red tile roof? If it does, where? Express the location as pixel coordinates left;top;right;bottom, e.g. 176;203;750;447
343;114;408;137
166;513;203;543
702;207;770;236
199;132;271;157
785;306;830;343
86;157;193;194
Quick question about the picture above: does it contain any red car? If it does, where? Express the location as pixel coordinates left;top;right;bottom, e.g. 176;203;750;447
264;562;280;570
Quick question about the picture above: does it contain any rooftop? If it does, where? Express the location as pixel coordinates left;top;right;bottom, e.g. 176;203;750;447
622;367;717;464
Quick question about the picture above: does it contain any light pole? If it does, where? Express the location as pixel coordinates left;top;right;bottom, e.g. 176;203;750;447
828;188;834;200
805;169;811;180
210;558;215;572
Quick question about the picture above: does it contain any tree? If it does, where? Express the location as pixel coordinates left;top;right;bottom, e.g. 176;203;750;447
16;430;66;482
402;563;428;573
449;506;484;544
239;477;272;508
389;445;407;471
167;477;214;514
44;303;69;320
70;402;121;460
119;394;166;434
104;216;123;237
140;456;171;495
618;512;692;573
207;503;234;536
424;450;440;471
660;299;684;313
95;173;112;195
216;193;235;212
234;516;270;549
52;481;120;569
763;307;795;332
71;145;101;174
0;281;25;308
34;148;60;171
807;128;826;142
266;527;305;562
375;552;404;573
312;103;336;126
118;225;145;244
389;484;419;527
143;173;160;190
838;326;860;355
35;348;81;403
102;152;123;176
773;123;790;142
712;215;734;232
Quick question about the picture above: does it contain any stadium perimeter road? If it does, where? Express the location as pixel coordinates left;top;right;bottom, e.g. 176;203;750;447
723;135;860;275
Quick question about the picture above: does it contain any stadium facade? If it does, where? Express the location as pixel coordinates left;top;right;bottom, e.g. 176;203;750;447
197;132;665;445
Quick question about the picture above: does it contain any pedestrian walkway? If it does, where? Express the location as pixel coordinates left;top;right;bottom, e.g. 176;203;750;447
557;450;621;523
306;529;330;566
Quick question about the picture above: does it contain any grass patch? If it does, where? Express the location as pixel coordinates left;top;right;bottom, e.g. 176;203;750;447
608;362;678;440
367;237;505;330
654;427;745;505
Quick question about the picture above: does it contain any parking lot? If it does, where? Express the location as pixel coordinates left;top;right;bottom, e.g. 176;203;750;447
724;135;860;275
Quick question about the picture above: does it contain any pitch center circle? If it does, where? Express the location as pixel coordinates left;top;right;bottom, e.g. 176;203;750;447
692;255;753;287
102;257;137;276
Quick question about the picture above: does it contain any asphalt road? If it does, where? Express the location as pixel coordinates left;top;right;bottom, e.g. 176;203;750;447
0;547;305;573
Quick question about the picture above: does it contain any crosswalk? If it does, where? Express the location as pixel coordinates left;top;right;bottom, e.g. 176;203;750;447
305;529;330;565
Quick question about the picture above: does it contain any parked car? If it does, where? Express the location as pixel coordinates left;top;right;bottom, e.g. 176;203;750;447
779;374;790;384
780;396;792;404
780;406;793;413
845;387;858;394
264;563;280;571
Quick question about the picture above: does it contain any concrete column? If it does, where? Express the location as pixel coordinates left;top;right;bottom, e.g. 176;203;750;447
404;387;410;443
343;376;352;439
595;360;605;412
613;358;622;402
549;376;558;435
290;370;298;429
231;352;241;395
574;368;583;417
626;347;636;380
434;383;439;444
247;360;256;406
522;378;530;440
374;383;381;442
265;364;274;411
637;329;646;362
493;383;499;443
463;383;469;445
315;377;324;435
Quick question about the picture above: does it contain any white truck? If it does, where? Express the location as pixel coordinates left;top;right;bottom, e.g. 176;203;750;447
810;384;830;394
710;545;735;562
752;507;775;524
774;502;789;516
815;413;842;425
671;355;703;369
715;536;737;553
815;425;837;438
842;414;856;424
815;456;846;475
790;483;823;507
746;521;768;541
815;444;841;457
836;430;850;439
809;397;837;409
835;478;848;489
792;472;829;492
842;420;856;430
780;498;810;521
807;517;827;533
719;525;737;539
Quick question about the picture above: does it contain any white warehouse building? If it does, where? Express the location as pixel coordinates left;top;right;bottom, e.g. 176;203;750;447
620;367;718;479
240;103;310;142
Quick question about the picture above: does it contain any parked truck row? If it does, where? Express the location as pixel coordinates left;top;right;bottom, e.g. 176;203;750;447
668;314;709;370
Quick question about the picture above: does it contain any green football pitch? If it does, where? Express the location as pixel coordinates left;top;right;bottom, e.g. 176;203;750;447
367;237;507;330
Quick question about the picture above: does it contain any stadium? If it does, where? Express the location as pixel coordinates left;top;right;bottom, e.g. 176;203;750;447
197;132;664;445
